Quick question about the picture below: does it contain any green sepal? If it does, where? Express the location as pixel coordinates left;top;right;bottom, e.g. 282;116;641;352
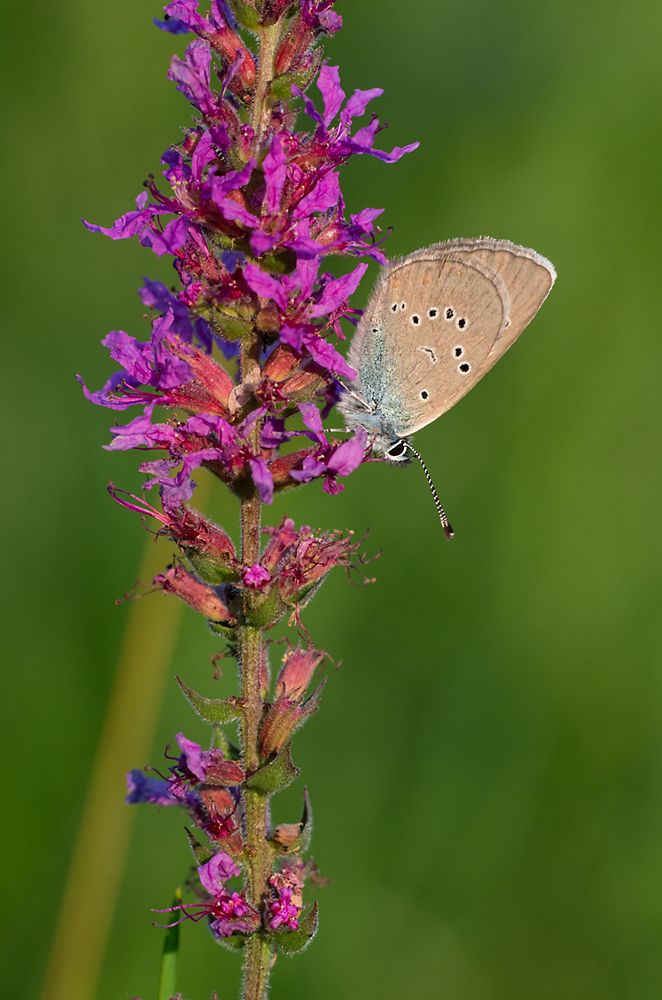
210;310;254;341
268;56;320;105
244;583;287;629
212;724;242;761
246;742;299;794
177;676;244;723
157;889;181;1000
257;249;297;275
185;549;240;585
271;902;319;955
185;827;214;866
228;0;260;28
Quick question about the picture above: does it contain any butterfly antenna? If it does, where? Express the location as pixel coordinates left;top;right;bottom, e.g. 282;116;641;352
406;443;454;540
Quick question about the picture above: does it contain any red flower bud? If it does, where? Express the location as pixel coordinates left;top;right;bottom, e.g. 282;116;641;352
276;644;326;699
154;565;237;625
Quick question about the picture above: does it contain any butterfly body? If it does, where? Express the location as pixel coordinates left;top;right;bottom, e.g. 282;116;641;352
339;237;556;461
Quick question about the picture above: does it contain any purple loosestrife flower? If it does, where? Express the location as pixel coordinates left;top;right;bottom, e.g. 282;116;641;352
268;869;305;931
155;852;260;937
84;1;414;987
168;732;244;799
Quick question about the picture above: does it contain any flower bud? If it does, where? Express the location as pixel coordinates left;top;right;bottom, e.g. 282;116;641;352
261;517;298;572
154;565;237;625
259;679;324;757
276;645;326;699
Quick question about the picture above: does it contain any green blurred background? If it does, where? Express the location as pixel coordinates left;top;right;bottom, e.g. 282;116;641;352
3;0;662;997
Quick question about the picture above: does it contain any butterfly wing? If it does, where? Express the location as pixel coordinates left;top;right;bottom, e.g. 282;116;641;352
346;238;555;438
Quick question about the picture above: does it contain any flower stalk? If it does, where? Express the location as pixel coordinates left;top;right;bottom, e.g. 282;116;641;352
82;2;418;997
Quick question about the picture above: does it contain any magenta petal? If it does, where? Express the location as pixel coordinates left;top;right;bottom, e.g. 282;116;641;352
350;206;384;230
249;458;274;504
82;202;162;240
309;262;368;318
250;230;279;256
215;197;260;229
175;733;207;781
299;402;328;445
318;64;345;126
327;427;368;476
140;215;190;257
303;334;357;380
289;455;326;483
198;852;242;896
243;265;288;310
191;129;216;183
341;87;383;125
293;170;340;218
369;141;421;163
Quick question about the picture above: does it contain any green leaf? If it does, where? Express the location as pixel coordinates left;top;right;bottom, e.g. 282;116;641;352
246;742;299;794
177;676;244;723
185;826;214;866
272;902;319;955
157;890;181;1000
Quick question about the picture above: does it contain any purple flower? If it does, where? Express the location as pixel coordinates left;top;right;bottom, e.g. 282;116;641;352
242;564;271;589
290;427;368;493
268;869;304;931
125;770;179;806
197;852;242;894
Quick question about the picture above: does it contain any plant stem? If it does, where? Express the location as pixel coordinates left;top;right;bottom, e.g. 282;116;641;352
251;22;281;144
238;329;273;995
238;20;284;994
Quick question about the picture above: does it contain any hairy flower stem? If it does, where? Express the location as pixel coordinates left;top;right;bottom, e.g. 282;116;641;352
239;324;272;994
251;22;281;144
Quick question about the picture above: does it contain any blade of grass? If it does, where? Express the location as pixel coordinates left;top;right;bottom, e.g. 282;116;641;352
157;889;182;1000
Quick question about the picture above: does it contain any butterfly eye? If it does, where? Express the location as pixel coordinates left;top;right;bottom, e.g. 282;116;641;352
454;346;464;358
411;314;420;325
428;308;438;319
458;362;471;373
387;440;407;458
456;317;468;330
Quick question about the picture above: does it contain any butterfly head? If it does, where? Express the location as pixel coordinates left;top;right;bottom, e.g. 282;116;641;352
383;437;412;464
